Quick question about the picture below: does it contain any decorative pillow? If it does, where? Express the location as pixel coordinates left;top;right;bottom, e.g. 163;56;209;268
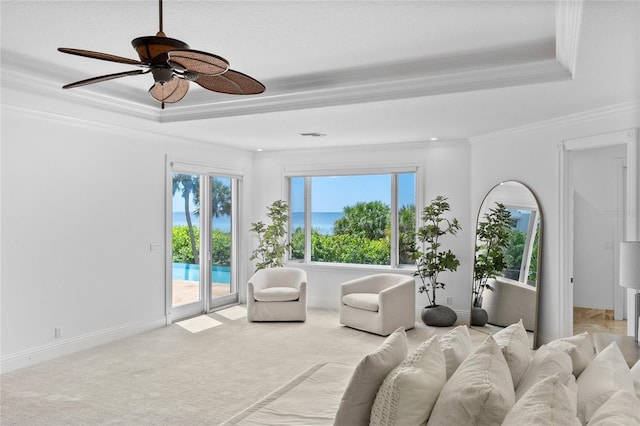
370;335;446;426
547;332;594;377
515;345;574;401
587;390;640;425
631;358;640;399
576;341;635;424
427;336;515;426
502;374;581;426
438;325;471;379
333;327;408;426
493;319;532;388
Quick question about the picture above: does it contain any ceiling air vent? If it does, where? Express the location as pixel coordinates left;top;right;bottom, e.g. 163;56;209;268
299;132;326;137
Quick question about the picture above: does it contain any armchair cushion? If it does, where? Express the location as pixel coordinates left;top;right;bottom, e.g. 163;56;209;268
254;287;300;302
342;293;379;312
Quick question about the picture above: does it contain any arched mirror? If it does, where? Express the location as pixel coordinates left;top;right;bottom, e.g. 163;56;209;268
471;181;542;348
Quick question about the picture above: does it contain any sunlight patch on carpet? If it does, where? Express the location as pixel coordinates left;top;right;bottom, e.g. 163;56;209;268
176;315;222;333
216;305;247;320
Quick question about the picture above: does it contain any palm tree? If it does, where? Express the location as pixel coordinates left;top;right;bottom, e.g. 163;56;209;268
173;174;200;264
194;177;232;219
333;201;390;240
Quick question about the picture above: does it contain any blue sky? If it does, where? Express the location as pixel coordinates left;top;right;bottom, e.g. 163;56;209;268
291;173;415;213
173;173;416;213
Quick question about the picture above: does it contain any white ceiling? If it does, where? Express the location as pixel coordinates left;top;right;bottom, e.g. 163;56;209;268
1;1;638;151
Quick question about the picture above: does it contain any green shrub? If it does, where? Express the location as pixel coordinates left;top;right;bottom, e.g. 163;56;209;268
311;232;390;265
172;226;231;266
173;226;200;263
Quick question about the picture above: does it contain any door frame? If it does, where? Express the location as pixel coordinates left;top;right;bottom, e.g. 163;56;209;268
559;129;639;338
165;157;243;324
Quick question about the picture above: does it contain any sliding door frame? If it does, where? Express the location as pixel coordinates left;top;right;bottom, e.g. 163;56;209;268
165;157;243;324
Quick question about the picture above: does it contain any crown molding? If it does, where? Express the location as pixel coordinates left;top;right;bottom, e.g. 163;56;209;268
2;39;570;123
556;0;584;77
469;101;640;144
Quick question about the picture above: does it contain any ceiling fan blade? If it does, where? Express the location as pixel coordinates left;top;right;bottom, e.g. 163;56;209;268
58;48;144;66
62;69;146;89
195;69;265;95
167;49;229;76
149;78;189;103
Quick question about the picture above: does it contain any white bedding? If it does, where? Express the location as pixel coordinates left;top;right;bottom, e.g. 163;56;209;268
221;362;353;425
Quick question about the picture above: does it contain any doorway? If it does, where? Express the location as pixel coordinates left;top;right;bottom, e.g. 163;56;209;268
570;145;627;335
559;128;638;339
169;169;239;322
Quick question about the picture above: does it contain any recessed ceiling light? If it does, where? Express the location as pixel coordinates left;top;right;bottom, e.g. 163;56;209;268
300;132;326;137
430;137;438;141
256;148;263;152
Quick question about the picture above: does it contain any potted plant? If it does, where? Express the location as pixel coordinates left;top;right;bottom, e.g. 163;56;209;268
250;200;291;271
472;202;512;326
411;195;461;327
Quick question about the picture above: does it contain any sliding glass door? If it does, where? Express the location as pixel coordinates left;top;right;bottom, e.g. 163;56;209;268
170;171;238;321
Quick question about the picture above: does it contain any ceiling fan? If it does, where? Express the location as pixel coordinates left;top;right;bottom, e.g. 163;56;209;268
58;0;265;108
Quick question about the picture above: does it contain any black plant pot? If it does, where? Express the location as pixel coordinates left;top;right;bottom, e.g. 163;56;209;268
470;306;489;326
421;305;457;327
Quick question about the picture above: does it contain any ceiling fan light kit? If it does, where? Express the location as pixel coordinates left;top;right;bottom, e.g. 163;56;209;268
58;0;264;107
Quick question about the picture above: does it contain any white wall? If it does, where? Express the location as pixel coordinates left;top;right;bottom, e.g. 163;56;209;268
249;141;473;318
2;99;637;372
470;109;639;344
571;145;627;310
0;106;254;372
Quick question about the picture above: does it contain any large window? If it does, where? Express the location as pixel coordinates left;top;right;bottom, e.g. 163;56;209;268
289;172;416;267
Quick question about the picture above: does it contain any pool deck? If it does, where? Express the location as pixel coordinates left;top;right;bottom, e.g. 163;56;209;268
172;279;232;306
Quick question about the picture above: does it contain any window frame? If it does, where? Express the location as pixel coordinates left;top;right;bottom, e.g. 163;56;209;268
503;204;540;285
284;164;421;269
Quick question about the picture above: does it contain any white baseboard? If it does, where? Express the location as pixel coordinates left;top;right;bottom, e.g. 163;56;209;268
0;315;166;374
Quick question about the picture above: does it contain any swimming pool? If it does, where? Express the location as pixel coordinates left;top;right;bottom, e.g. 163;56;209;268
172;263;231;284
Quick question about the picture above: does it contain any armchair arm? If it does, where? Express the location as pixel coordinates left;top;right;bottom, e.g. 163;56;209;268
247;271;268;293
341;275;381;297
378;279;415;308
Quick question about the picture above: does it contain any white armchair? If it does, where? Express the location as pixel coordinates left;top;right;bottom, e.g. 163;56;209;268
339;273;416;336
247;267;307;322
481;277;536;331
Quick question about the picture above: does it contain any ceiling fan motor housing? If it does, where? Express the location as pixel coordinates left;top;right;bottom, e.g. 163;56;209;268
131;34;189;63
151;66;174;84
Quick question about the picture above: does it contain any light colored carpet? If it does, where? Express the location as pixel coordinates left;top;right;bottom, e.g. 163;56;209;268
1;307;487;425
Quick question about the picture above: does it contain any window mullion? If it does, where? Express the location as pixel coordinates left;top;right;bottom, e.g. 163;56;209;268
304;176;312;263
390;174;399;268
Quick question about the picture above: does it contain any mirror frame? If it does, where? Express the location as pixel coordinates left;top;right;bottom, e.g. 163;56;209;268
471;180;543;349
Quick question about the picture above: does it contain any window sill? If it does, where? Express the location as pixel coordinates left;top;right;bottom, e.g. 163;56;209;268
284;260;416;275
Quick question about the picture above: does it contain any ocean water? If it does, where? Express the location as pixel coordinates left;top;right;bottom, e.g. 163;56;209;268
173;212;231;233
173;211;343;235
291;212;342;235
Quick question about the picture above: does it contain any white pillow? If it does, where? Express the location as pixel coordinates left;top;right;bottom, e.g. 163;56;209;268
631;358;640;399
427;336;515;426
438;325;471;379
576;341;635;424
502;374;581;426
547;332;594;377
334;327;408;426
370;335;446;426
493;319;532;388
587;390;640;425
515;345;574;401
